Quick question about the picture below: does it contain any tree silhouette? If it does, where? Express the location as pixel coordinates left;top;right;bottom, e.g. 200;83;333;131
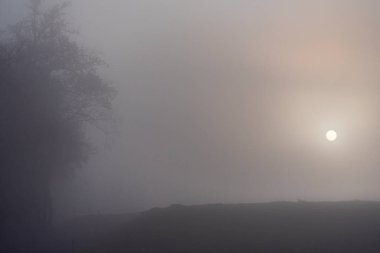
0;0;114;235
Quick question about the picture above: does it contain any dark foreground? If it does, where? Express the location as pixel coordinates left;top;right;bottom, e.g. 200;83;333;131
57;201;380;253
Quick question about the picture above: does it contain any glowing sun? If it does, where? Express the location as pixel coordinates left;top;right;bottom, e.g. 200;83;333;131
325;130;338;142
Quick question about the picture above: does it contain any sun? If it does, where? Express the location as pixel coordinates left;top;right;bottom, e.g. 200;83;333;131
325;130;337;142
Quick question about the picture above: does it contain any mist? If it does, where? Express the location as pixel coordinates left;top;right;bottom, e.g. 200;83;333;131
2;0;380;219
4;1;380;252
56;0;380;216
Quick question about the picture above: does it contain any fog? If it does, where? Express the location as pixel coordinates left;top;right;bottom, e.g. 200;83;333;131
2;0;380;219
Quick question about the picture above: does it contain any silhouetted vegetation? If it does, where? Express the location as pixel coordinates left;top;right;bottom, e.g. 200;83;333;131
0;1;114;251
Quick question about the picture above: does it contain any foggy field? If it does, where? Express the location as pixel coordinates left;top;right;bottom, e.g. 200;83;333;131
2;0;380;252
57;201;380;253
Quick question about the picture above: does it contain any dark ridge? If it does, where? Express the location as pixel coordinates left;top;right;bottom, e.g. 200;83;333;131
57;201;380;253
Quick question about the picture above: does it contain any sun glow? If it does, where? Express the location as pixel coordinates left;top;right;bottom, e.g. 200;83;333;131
325;130;338;142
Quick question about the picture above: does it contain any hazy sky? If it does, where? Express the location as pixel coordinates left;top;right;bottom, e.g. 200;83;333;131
2;0;380;217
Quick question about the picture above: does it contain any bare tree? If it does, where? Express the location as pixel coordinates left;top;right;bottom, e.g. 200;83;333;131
0;0;115;230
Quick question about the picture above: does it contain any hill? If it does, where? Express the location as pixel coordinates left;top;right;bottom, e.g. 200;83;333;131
57;201;380;253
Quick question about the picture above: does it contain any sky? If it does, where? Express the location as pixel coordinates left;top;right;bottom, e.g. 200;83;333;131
2;0;380;217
